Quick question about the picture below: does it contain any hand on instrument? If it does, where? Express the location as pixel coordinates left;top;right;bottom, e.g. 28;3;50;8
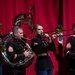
52;34;57;39
44;33;50;38
23;50;32;57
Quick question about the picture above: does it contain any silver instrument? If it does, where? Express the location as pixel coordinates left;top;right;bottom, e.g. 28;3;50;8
1;13;35;68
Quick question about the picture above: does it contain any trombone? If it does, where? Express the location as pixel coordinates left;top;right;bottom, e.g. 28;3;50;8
44;25;73;45
44;25;73;37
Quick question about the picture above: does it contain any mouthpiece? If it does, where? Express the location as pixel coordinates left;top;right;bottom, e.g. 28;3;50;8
21;37;30;40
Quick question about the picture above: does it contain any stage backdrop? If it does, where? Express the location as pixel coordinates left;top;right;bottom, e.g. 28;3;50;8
1;0;75;75
0;0;59;75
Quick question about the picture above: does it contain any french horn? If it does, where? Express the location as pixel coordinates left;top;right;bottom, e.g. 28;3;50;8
1;13;35;68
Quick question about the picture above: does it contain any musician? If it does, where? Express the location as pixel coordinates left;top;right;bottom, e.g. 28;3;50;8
30;24;57;75
54;25;63;45
64;23;75;75
5;26;31;75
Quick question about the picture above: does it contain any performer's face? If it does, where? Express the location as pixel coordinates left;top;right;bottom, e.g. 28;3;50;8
15;29;23;39
36;25;44;36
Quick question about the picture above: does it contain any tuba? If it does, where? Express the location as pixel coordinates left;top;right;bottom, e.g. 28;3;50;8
1;13;35;68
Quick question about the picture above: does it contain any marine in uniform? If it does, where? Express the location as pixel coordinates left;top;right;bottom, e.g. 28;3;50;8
64;23;75;75
30;24;57;75
5;26;31;75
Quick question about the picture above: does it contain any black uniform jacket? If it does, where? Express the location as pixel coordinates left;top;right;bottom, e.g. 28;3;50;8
31;35;56;71
6;37;25;63
64;36;75;54
64;35;75;70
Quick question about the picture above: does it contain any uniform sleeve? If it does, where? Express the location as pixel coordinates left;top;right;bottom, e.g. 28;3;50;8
6;42;25;61
47;41;56;51
6;42;15;61
64;37;72;55
31;38;47;54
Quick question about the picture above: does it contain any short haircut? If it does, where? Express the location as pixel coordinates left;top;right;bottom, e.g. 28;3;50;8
13;26;22;34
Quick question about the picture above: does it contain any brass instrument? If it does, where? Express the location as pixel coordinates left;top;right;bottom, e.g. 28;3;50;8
44;25;73;36
44;25;73;45
44;25;63;36
1;13;35;68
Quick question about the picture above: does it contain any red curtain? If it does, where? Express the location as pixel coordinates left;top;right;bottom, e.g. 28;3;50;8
1;0;73;75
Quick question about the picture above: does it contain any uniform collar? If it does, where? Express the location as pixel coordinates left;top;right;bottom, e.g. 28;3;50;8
35;35;42;39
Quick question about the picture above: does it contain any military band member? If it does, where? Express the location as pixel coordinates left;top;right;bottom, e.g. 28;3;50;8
64;23;75;75
30;24;57;75
5;26;31;75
